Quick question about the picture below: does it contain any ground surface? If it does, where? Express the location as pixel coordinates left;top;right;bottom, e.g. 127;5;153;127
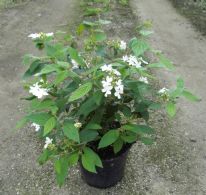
0;0;206;195
131;0;206;194
170;0;206;35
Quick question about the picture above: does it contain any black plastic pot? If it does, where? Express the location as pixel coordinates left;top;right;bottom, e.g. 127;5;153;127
80;145;131;188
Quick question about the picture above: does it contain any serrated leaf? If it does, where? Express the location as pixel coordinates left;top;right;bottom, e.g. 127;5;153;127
98;130;119;149
38;149;49;165
38;64;60;75
148;102;162;110
122;124;154;134
166;102;176;117
81;147;102;173
69;82;92;102
129;38;149;56
158;54;174;70
23;59;42;78
68;47;86;67
54;157;69;187
80;129;99;143
54;71;69;85
15;117;28;130
121;132;137;143
68;152;79;166
139;30;154;36
84;123;102;130
140;137;154;145
182;90;200;102
43;117;56;136
26;113;51;126
63;122;80;143
94;32;107;42
113;138;124;154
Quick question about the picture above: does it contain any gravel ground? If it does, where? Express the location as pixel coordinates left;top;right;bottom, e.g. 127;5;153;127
170;0;206;35
0;0;206;194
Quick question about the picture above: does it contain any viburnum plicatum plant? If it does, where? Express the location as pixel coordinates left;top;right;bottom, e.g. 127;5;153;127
17;21;199;186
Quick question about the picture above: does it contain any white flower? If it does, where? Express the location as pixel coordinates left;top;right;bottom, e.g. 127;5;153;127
114;79;124;99
74;122;82;128
122;55;129;62
139;77;148;84
101;64;113;72
71;59;79;69
28;32;54;40
28;33;41;39
119;40;127;50
122;55;142;68
29;83;49;99
45;32;54;37
112;69;121;76
102;76;113;97
31;123;40;132
158;87;169;94
139;57;148;65
128;55;142;68
44;137;53;149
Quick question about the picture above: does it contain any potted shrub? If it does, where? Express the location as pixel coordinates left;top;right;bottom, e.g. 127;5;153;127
17;23;199;188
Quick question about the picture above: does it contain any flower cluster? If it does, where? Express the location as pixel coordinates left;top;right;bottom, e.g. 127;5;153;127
139;76;148;84
119;40;127;50
44;137;53;149
101;64;124;99
74;122;82;128
29;82;49;99
28;32;54;40
71;59;79;70
122;55;148;68
158;87;169;94
31;123;40;132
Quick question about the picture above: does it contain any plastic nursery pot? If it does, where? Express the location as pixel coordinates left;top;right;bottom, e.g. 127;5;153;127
80;144;132;189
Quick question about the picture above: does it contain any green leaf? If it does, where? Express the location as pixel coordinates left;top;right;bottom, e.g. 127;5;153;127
113;138;124;154
43;117;56;136
54;71;69;85
69;82;92;102
129;38;149;56
98;130;119;149
166;102;176;117
26;113;51;126
121;132;137;143
80;129;99;143
68;152;79;166
68;47;86;67
177;78;184;89
23;59;43;78
38;149;49;165
15;117;28;129
30;99;56;111
63;122;80;143
182;90;200;102
84;123;102;130
54;157;69;187
121;105;132;117
158;54;174;70
139;30;154;36
148;102;162;110
140;137;154;145
38;64;60;75
45;43;65;60
94;32;107;42
122;124;154;134
81;147;102;173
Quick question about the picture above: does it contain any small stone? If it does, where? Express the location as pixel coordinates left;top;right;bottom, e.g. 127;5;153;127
189;138;197;143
